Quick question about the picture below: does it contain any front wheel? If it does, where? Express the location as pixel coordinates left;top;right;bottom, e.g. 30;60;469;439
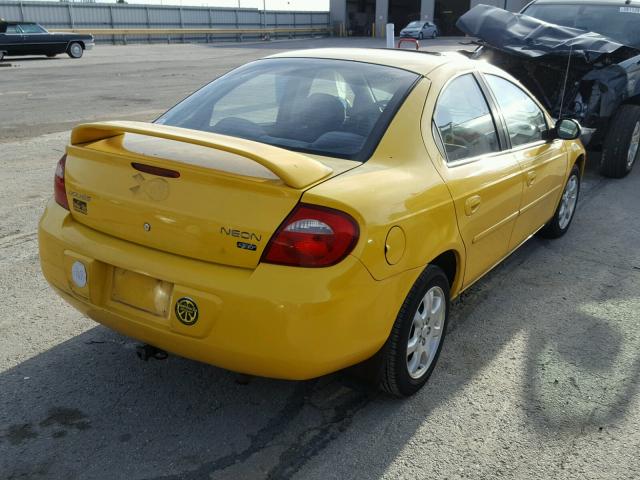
539;164;580;239
378;265;450;397
600;104;640;178
67;42;83;59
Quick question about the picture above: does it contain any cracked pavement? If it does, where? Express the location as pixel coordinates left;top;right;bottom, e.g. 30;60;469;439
1;39;639;479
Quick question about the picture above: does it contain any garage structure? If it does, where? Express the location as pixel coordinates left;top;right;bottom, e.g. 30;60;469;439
330;0;530;36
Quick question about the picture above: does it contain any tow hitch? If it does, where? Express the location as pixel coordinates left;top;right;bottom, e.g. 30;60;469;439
135;343;168;361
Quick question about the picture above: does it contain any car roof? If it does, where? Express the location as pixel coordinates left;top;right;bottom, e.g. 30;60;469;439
265;48;477;76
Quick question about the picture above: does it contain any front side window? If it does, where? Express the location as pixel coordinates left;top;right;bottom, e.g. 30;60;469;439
433;74;500;162
19;24;46;34
485;75;547;147
158;58;419;160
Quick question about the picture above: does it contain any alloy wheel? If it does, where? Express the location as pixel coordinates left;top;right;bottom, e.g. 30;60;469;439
406;286;445;379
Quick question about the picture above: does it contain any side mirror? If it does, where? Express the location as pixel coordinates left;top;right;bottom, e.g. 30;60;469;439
554;118;581;140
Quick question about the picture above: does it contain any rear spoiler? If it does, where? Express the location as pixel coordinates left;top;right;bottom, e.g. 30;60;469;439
70;121;333;189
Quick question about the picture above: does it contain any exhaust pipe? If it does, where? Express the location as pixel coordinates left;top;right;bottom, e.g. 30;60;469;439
135;343;168;361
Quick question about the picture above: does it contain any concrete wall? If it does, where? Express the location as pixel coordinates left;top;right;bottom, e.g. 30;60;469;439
0;0;330;43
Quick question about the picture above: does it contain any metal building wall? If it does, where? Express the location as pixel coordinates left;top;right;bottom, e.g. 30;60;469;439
0;1;330;43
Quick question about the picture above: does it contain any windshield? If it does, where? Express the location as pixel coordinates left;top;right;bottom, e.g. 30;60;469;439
157;58;419;161
406;21;423;28
524;3;640;48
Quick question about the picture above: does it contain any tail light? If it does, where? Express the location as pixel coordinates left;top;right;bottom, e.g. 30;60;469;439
54;154;69;210
261;204;359;268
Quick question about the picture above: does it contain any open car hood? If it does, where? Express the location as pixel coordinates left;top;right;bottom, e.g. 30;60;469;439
457;4;640;63
454;5;640;138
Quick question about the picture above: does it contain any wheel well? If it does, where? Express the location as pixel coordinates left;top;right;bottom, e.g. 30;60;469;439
430;250;458;291
574;154;586;177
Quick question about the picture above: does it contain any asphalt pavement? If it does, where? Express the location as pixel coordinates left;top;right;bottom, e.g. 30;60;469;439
1;38;639;480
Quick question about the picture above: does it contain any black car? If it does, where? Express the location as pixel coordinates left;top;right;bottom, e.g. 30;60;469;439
458;1;640;178
0;21;94;61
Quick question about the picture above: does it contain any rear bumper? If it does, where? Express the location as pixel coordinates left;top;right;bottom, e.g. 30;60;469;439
39;200;418;379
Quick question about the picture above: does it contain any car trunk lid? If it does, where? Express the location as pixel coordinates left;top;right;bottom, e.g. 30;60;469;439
63;121;358;269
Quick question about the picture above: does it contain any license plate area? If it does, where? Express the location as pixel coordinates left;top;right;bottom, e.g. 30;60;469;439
111;267;173;317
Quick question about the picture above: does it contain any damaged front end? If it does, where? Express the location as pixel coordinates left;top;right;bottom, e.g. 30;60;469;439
457;5;640;147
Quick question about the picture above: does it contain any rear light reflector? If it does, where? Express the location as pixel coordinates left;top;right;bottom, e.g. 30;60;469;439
261;204;359;267
54;154;69;210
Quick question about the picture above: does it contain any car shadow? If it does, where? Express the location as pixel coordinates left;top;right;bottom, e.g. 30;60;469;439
1;56;62;62
1;162;638;479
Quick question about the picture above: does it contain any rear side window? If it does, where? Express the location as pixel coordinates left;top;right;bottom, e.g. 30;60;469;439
5;25;19;33
485;75;547;147
433;74;500;162
157;58;419;161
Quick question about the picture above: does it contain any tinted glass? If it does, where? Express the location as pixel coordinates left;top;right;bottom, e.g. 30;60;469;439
433;74;500;162
5;25;19;33
158;58;419;160
524;4;640;48
19;24;46;34
485;75;547;147
407;21;423;28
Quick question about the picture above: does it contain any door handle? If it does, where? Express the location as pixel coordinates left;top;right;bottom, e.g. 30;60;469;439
526;171;537;186
465;195;481;216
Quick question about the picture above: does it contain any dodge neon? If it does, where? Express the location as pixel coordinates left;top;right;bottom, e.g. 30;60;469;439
38;48;585;396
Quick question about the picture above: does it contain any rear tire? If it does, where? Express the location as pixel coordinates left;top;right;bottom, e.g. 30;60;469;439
539;165;580;239
600;104;640;178
432;31;437;39
378;265;450;397
67;42;83;59
418;32;423;40
0;51;5;62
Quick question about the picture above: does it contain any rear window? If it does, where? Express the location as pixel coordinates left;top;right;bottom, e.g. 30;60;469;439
156;58;419;161
524;3;640;48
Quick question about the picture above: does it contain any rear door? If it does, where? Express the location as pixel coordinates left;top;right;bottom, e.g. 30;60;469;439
431;73;523;288
482;74;568;249
0;24;25;55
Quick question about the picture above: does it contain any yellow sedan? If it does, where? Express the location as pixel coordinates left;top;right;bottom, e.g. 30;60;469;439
38;48;585;396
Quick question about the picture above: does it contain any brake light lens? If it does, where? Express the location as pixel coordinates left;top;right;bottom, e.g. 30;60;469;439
262;204;359;267
54;154;69;210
